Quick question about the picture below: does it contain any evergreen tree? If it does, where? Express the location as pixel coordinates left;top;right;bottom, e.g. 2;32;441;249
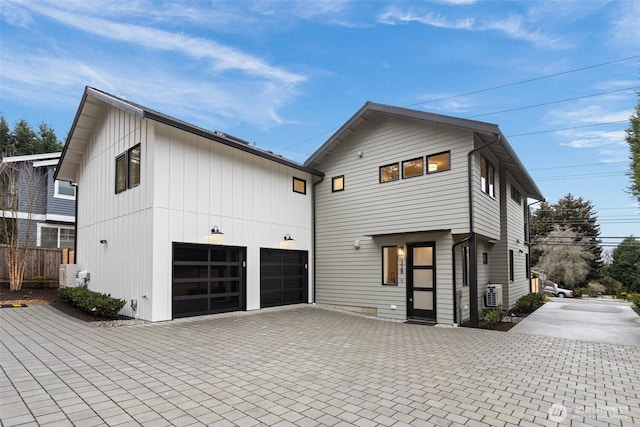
0;116;12;156
627;98;640;203
0;115;62;156
609;236;640;293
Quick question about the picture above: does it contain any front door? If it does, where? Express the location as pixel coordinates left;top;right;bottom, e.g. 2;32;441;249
407;242;436;320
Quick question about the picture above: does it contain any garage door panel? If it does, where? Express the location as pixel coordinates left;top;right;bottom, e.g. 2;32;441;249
173;282;209;296
260;248;308;308
173;298;208;315
174;265;209;279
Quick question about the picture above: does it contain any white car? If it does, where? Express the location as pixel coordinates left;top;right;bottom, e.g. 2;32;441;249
542;283;574;298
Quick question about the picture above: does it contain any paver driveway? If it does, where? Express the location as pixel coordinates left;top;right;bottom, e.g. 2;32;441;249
1;305;639;427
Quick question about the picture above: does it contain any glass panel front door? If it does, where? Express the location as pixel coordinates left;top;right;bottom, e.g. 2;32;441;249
407;242;436;320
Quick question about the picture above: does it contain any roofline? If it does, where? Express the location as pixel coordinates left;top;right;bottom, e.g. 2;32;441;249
3;152;61;164
56;87;323;181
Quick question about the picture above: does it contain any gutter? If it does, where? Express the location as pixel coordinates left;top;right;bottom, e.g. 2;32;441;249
311;176;325;304
466;133;501;328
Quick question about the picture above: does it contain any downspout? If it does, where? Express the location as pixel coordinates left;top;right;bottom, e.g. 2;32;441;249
71;182;78;258
452;236;471;325
467;133;501;328
311;175;325;304
527;199;543;292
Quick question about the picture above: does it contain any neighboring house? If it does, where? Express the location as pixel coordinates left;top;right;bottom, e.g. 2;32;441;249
0;152;76;249
55;87;322;322
56;88;543;325
305;103;544;325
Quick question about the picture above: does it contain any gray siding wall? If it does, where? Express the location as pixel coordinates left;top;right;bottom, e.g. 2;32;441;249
314;115;473;322
17;164;47;215
46;165;76;217
471;144;501;240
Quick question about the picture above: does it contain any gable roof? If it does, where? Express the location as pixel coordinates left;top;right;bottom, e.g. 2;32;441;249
305;102;543;200
55;87;323;182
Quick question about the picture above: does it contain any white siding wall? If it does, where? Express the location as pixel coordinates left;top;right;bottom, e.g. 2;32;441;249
151;123;314;320
75;106;154;320
315;115;472;322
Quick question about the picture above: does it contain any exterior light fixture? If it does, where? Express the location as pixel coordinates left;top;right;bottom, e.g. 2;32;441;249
283;234;294;241
211;226;224;235
100;239;107;245
397;246;406;258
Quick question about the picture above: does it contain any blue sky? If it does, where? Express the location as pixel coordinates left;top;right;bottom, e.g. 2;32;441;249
1;0;638;248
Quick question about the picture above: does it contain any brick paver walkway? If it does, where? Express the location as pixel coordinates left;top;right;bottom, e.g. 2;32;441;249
1;305;639;426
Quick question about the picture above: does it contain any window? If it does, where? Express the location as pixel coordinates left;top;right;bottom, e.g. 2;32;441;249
480;157;495;198
382;246;398;285
511;185;521;205
332;175;344;192
39;225;75;249
128;144;141;188
379;163;399;183
402;157;423;179
509;249;514;282
426;151;450;174
115;153;126;193
54;180;76;200
293;177;306;194
115;144;141;194
525;253;530;279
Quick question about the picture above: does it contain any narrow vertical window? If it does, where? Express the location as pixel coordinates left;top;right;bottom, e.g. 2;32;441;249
128;144;141;188
481;157;495;198
115;153;126;193
525;253;530;279
462;246;470;286
293;177;306;194
382;246;398;285
332;175;344;192
509;250;514;282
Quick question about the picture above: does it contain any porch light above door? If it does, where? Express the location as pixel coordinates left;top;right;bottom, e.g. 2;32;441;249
283;234;294;241
211;226;224;235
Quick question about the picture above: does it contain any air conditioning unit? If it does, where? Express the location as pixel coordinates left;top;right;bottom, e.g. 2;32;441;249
59;264;78;288
486;284;503;307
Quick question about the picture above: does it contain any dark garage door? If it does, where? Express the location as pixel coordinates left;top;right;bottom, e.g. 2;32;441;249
173;243;246;319
260;248;308;308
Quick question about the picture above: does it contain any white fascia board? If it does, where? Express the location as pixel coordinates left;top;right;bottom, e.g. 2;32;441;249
32;159;61;167
45;214;75;223
3;152;61;163
0;211;47;221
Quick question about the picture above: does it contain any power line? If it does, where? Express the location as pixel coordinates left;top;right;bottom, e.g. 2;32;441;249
406;55;640;107
507;120;628;138
530;161;627;171
466;87;637;119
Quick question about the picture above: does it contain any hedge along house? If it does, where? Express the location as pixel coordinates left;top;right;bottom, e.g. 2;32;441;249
55;87;322;322
305;102;543;326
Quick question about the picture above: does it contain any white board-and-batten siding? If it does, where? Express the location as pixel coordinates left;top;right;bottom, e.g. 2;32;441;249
314;115;475;322
75;105;314;321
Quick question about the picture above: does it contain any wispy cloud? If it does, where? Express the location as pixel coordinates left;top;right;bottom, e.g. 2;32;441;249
378;7;474;29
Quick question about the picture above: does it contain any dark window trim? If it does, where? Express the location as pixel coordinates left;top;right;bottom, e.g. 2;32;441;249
426;150;451;174
379;162;399;183
401;157;424;179
525;253;530;279
293;177;306;194
382;246;398;286
115;153;126;194
511;184;522;205
331;175;344;192
509;249;514;282
462;246;470;286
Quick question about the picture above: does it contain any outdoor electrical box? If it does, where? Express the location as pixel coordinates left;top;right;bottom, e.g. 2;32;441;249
59;264;77;288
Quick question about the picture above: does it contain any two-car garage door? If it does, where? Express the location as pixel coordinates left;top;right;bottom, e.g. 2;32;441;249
172;243;308;318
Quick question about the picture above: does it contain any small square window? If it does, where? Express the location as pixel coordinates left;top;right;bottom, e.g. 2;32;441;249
426;151;450;174
402;157;423;179
379;163;399;183
332;175;344;192
293;177;306;194
115;153;126;194
54;180;76;200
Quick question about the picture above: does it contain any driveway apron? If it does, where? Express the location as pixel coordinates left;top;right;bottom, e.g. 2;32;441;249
510;298;640;347
2;304;640;426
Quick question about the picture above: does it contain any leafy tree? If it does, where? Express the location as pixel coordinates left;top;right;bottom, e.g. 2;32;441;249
627;98;640;203
530;193;602;279
608;236;640;293
0;115;62;156
535;225;595;288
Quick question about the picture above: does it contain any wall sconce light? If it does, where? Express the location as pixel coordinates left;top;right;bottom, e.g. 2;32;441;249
209;226;224;244
283;234;294;241
397;246;406;258
354;240;361;249
99;239;107;245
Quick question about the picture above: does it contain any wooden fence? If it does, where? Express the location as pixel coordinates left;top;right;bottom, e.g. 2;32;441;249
0;245;75;283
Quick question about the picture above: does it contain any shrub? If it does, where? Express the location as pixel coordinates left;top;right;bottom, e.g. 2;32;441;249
58;287;126;317
616;287;628;300
514;292;545;313
627;293;640;307
480;307;504;328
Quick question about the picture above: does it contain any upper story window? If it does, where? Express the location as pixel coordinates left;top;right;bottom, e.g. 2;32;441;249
115;144;141;194
480;157;495;198
427;151;450;174
402;158;423;179
332;175;344;192
293;177;306;194
511;185;522;205
379;163;399;183
54;180;76;200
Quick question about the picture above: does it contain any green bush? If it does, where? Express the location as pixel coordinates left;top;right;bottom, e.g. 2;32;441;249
58;287;126;317
627;293;640;307
616;287;628;299
514;292;545;313
480;307;504;328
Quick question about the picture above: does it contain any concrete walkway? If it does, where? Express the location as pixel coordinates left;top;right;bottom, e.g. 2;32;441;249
2;304;639;426
509;298;640;347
